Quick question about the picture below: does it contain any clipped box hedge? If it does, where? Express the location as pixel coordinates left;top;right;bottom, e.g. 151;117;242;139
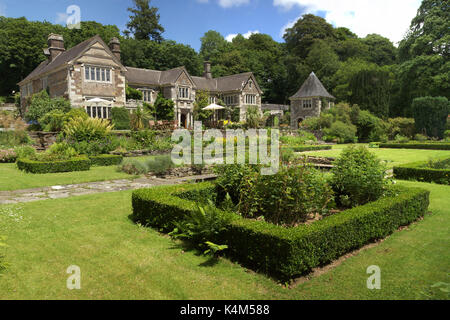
394;161;450;185
17;156;91;174
379;143;450;150
285;145;332;152
132;182;429;280
89;154;123;167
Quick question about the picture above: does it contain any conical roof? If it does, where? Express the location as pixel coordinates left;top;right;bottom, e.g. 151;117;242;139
290;72;335;100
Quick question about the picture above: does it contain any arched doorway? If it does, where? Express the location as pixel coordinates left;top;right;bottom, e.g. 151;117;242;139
297;118;304;128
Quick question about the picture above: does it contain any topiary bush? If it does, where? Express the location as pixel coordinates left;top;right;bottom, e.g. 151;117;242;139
111;107;131;130
331;146;389;208
89;154;123;167
17;156;91;174
394;159;450;185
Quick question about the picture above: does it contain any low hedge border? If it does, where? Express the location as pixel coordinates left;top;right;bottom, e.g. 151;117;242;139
394;161;450;185
17;156;91;174
131;182;429;280
284;145;332;152
379;143;450;150
89;155;123;167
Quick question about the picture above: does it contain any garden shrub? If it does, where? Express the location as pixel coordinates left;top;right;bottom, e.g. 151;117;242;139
0;149;17;163
14;146;36;159
39;108;89;132
126;86;143;101
118;155;174;175
89;154;123;167
387;118;416;140
237;166;334;226
213;165;259;205
25;90;71;123
111;107;131;130
324;121;358;144
131;182;429;280
131;130;156;149
412;96;450;139
331;146;389;208
414;134;428;142
17;156;91;173
394;159;450;185
154;93;175;121
63;117;113;142
288;145;332;152
394;134;410;143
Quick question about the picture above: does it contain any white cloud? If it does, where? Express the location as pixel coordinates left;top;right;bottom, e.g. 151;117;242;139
274;0;421;44
219;0;250;8
196;0;250;8
226;30;260;41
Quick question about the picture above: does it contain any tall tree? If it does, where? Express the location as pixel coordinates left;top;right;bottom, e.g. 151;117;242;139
200;30;229;61
362;34;397;66
283;14;336;59
395;0;449;115
126;0;165;42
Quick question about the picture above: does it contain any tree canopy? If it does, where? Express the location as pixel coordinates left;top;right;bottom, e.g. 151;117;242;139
126;0;165;42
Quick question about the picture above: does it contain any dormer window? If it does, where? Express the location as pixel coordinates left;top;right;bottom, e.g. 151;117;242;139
85;66;111;83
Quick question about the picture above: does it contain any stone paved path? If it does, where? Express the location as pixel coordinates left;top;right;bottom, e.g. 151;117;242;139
0;174;217;205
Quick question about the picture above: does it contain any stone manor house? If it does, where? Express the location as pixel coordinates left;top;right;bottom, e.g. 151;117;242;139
18;34;263;128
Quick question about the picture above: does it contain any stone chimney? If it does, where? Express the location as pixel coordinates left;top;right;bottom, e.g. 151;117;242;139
47;34;65;61
109;37;121;61
203;61;212;79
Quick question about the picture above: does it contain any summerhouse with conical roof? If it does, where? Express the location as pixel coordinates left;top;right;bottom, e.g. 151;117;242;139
290;72;335;129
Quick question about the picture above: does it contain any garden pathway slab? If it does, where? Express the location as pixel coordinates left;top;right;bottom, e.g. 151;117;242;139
0;174;216;205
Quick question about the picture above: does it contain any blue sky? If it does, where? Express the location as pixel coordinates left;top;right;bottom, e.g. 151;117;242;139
0;0;422;50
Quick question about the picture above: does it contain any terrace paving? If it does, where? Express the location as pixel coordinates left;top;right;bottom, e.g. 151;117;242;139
0;174;216;205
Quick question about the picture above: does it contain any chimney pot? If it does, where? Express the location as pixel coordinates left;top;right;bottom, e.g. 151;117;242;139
109;37;121;61
204;61;212;79
47;34;65;61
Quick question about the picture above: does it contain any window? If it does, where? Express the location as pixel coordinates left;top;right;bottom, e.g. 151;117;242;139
141;90;152;102
42;77;48;90
209;96;216;104
224;95;238;105
178;87;190;99
85;106;112;119
85;66;112;83
245;94;256;105
302;99;313;109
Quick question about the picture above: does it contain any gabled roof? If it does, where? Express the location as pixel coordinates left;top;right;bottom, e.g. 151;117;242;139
216;72;255;92
290;72;335;100
125;66;196;87
18;35;125;86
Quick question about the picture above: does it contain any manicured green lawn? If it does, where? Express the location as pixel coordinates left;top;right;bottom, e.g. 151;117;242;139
0;163;137;191
0;181;448;300
303;144;450;168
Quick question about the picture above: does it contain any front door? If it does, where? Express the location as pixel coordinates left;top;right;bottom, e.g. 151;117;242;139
181;114;187;128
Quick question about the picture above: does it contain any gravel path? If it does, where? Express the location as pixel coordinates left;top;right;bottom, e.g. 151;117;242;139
0;174;216;205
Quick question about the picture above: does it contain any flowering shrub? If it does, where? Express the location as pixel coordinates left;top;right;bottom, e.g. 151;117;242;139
0;149;17;163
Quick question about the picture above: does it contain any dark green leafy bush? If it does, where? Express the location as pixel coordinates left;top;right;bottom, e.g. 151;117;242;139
331;146;389;207
394;159;450;185
238;166;334;226
25;90;71;123
89;154;123;167
288;145;332;152
413;97;449;139
118;155;174;175
324;121;358;144
17;156;91;173
111;107;131;130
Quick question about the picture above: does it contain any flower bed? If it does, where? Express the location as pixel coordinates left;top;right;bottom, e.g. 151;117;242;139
0;149;17;163
17;156;91;174
89;154;123;167
131;182;429;280
379;143;450;150
394;159;450;185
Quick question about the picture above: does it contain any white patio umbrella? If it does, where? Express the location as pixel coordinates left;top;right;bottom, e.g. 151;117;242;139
203;103;225;123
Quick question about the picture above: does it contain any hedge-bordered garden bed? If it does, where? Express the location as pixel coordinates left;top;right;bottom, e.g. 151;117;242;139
17;156;91;174
89;154;123;167
131;182;430;280
394;160;450;185
379;143;450;150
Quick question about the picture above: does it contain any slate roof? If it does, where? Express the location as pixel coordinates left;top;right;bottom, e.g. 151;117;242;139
290;72;335;100
19;35;113;85
261;104;290;111
20;34;261;95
